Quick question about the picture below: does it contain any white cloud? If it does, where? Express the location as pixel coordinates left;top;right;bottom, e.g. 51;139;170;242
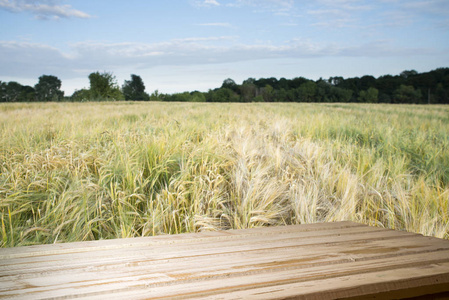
205;0;220;5
0;38;444;95
0;0;91;19
307;0;374;28
338;40;438;57
0;37;439;79
227;0;294;15
192;0;220;7
0;41;70;77
375;0;449;29
401;0;449;15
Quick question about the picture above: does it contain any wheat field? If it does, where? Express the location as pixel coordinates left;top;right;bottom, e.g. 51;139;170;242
1;102;448;247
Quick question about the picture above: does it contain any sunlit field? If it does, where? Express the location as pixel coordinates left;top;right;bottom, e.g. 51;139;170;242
1;102;448;247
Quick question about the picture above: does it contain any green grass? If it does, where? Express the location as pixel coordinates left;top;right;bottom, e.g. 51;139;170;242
1;102;448;247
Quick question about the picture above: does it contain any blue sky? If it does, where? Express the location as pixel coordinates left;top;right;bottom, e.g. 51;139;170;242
0;0;448;95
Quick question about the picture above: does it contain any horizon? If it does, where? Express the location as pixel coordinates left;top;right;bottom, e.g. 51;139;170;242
3;67;448;98
1;0;448;95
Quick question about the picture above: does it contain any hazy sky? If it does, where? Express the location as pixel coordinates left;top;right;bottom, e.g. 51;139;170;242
1;0;448;95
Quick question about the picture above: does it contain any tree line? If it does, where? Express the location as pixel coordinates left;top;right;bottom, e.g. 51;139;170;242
1;68;448;104
194;68;448;104
0;72;151;103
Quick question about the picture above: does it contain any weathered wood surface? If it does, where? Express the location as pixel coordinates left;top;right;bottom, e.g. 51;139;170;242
1;221;449;299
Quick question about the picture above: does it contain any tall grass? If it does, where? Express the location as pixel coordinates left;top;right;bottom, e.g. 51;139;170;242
1;102;448;247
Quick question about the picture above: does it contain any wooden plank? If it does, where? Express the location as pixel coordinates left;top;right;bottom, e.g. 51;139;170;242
193;263;449;300
0;229;441;279
0;221;363;259
1;221;449;299
2;233;444;288
0;224;405;272
4;247;449;299
5;247;449;299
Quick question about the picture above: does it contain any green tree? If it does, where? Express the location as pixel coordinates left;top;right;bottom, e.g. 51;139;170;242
315;80;330;102
253;95;264;102
242;78;256;85
255;77;278;89
435;83;449;104
261;84;274;102
400;70;418;79
328;76;344;86
393;85;422;103
358;87;379;103
35;75;63;102
71;89;91;102
221;78;238;92
150;90;161;101
164;92;190;102
20;86;36;102
3;82;23;102
0;81;5;102
190;91;206;102
359;75;376;91
207;88;239;102
240;81;256;102
278;78;289;90
122;74;149;101
88;71;123;100
297;81;317;102
274;88;288;102
0;81;36;102
290;77;308;89
326;86;353;102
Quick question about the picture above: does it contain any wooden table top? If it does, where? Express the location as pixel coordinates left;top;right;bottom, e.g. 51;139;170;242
1;221;449;299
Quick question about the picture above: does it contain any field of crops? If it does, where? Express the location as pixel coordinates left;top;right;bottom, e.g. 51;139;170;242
1;102;448;247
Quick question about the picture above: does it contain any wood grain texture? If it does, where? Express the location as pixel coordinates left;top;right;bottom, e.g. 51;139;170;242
1;221;448;299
